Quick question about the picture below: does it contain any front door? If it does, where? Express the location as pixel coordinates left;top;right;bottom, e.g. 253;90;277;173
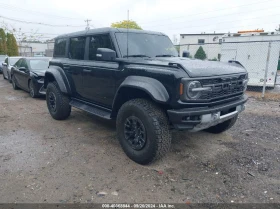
82;34;119;107
16;59;30;90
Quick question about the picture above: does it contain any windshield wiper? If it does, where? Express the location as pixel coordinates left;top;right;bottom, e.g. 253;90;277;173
155;54;178;57
123;54;151;58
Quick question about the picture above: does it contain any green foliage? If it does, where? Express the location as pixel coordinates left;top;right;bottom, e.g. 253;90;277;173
0;28;7;55
209;57;218;61
194;46;207;60
111;20;142;30
6;33;18;56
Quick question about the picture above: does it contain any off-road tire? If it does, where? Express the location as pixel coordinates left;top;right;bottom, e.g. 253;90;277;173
46;81;71;120
116;98;171;165
12;75;19;90
29;81;38;98
205;115;238;134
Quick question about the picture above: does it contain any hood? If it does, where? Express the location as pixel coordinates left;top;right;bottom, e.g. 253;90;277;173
147;57;247;78
32;70;46;77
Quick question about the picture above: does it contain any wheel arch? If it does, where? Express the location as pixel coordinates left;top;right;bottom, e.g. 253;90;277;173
111;76;170;118
44;66;72;94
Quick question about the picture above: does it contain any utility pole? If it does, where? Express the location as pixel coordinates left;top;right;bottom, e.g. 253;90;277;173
85;19;91;30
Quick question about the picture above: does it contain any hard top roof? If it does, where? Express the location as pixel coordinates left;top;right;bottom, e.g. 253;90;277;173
55;27;165;39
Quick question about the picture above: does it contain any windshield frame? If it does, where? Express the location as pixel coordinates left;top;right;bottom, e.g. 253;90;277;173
114;32;178;58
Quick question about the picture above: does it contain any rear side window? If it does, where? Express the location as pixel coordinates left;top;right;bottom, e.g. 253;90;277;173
54;38;67;57
69;37;86;60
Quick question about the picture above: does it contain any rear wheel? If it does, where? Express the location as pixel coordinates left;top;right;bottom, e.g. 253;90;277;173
204;115;238;134
116;98;171;165
46;81;71;120
12;75;19;90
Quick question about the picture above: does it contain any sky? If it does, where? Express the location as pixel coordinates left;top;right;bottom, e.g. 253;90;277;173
0;0;279;43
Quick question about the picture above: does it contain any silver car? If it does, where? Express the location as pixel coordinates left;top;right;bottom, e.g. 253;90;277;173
0;55;7;74
2;56;22;82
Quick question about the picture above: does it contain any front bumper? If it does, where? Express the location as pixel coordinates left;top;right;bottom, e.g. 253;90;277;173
167;95;248;131
34;80;46;95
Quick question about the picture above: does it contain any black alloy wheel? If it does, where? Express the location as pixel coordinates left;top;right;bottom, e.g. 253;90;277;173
48;92;57;113
124;116;147;150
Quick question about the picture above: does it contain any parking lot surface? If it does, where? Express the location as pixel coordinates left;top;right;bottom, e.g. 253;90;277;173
0;76;279;203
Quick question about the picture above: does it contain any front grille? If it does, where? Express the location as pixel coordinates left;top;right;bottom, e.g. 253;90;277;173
199;74;246;101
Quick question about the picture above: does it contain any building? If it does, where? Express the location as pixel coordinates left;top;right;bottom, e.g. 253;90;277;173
18;42;48;57
179;33;226;60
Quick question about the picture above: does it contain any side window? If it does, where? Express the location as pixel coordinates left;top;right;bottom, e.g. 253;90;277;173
198;39;205;44
69;37;86;60
54;38;67;57
14;59;22;68
89;34;115;60
21;60;28;69
5;58;8;65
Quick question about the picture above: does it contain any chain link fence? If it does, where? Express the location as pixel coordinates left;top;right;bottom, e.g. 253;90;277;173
178;40;280;98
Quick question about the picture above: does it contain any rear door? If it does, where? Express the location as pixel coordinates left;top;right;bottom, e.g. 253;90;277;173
60;37;86;99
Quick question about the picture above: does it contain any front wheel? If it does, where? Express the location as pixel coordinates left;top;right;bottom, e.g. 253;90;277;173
46;81;71;120
12;75;19;90
29;81;38;98
204;115;238;134
116;98;171;165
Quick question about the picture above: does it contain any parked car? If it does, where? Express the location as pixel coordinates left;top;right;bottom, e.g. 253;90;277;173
11;57;51;98
44;27;248;164
0;55;8;74
2;56;22;82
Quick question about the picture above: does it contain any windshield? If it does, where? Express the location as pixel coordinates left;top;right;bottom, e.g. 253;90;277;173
115;33;178;58
10;58;20;66
29;59;49;71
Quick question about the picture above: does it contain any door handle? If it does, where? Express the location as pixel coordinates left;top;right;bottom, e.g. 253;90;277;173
83;69;91;73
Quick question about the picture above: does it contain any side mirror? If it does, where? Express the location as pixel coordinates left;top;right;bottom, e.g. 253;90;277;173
19;67;26;72
2;62;7;67
182;50;190;58
96;48;116;61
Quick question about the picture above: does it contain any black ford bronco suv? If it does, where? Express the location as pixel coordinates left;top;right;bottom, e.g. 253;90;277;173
44;28;248;164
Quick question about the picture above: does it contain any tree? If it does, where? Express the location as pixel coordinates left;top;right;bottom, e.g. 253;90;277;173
7;33;18;56
194;46;206;60
0;28;7;55
111;20;142;30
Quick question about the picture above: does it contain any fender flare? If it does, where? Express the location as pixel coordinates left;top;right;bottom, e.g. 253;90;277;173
44;66;72;94
113;76;169;108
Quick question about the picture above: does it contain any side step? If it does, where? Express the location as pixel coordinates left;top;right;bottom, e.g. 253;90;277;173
69;99;112;120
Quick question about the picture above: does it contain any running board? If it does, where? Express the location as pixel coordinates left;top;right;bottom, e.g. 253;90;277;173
69;99;111;120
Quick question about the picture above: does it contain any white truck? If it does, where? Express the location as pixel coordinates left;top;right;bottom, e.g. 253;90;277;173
220;32;280;87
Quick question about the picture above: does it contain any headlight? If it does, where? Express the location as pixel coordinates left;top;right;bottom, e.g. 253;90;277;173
187;81;202;99
243;79;248;91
